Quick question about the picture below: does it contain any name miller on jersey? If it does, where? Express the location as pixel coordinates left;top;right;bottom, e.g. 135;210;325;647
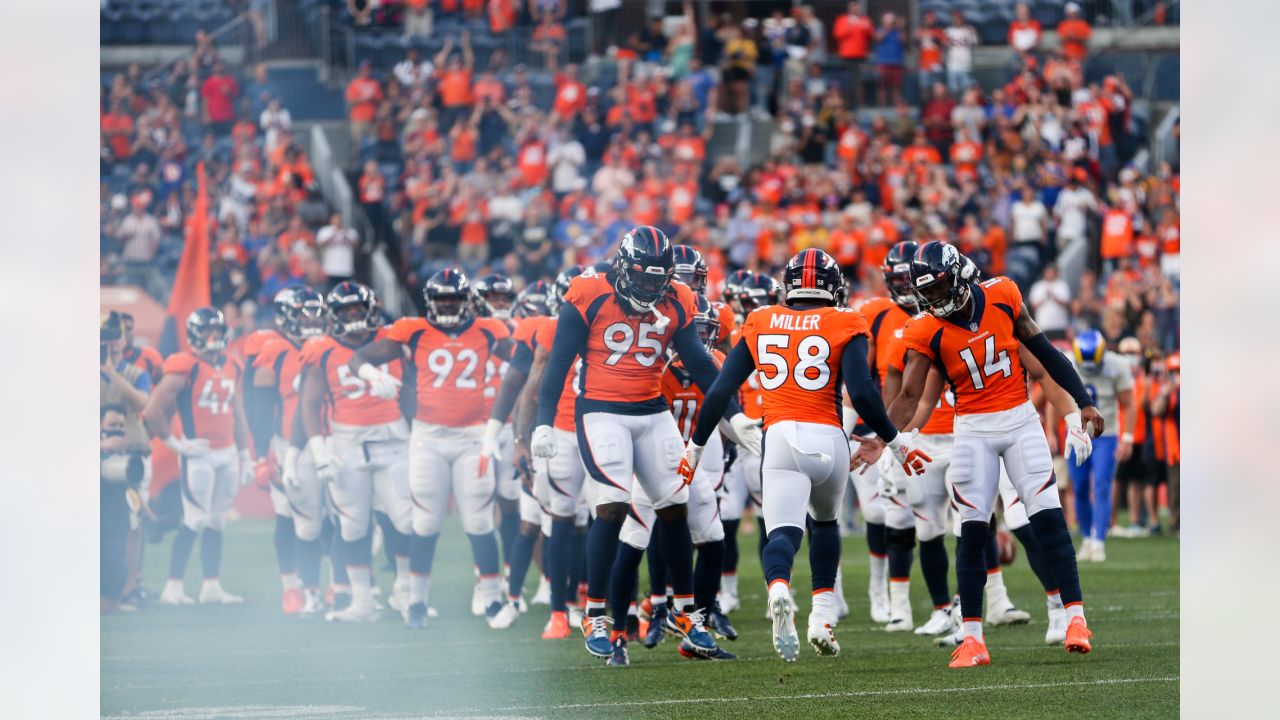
768;313;822;331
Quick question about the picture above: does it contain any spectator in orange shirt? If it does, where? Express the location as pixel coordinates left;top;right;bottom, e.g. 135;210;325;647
530;13;567;72
345;61;383;153
434;33;476;130
102;99;135;169
1057;3;1092;63
949;127;983;183
902;128;941;167
1007;3;1041;58
487;0;516;35
551;64;587;121
832;1;876;106
1100;204;1135;272
914;10;946;98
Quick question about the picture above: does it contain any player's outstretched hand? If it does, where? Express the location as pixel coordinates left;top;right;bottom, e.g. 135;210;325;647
358;363;402;400
678;441;704;486
1081;405;1105;438
1064;411;1093;467
887;430;932;476
849;434;885;475
727;413;764;456
531;425;558;459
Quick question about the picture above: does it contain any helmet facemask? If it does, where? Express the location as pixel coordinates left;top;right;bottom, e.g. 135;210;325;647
912;272;968;318
427;293;471;328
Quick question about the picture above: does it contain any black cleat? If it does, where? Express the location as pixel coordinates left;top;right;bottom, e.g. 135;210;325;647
709;604;739;641
644;603;668;648
607;636;630;667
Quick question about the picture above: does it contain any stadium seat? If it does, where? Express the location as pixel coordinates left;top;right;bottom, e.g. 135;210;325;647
1153;55;1178;101
978;18;1010;45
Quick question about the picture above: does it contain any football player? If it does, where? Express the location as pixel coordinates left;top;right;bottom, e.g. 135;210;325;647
251;287;328;614
473;273;523;578
880;241;1102;668
532;227;762;665
1055;329;1136;563
350;268;513;629
681;249;930;662
297;282;413;622
145;308;253;605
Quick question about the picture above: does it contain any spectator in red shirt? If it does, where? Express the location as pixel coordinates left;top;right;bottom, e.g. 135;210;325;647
1008;3;1041;58
200;62;240;137
530;13;567;72
551;64;587;121
920;82;956;156
101;99;135;169
832;1;875;106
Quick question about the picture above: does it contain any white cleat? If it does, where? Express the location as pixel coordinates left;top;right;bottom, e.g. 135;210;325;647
326;599;378;623
986;600;1032;626
488;601;520;630
769;584;799;663
158;580;195;606
388;581;410;613
717;590;740;615
1092;541;1107;563
914;608;957;636
885;585;913;632
834;586;850;621
514;597;528;614
471;583;485;617
568;605;585;632
531;576;551;606
1076;540;1096;563
869;586;890;624
301;589;325;614
198;581;244;604
935;628;964;647
1045;607;1068;645
807;618;841;657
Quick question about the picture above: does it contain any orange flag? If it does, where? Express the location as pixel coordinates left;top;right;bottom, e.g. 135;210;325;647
160;162;211;354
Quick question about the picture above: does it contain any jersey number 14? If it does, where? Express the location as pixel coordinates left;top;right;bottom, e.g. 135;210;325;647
958;336;1012;390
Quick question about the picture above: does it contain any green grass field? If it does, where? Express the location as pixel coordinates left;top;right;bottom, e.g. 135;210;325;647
102;519;1178;719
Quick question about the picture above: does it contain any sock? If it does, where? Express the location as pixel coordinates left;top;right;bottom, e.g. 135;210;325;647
408;534;439;604
1066;602;1085;620
808;519;841;592
467;532;502;599
506;530;538;601
889;578;911;614
984;524;1000;569
956;520;989;623
395;554;410;586
756;516;768;565
611;543;644;628
646;522;667;599
274;515;297;576
499;508;519;571
721;519;740;573
546;519;574;612
373;512;397;569
295;538;323;590
1029;508;1085;608
963;619;984;641
1011;525;1055;593
918;537;951;608
657;515;696;599
811;588;835;619
168;526;197;580
886;525;916;580
721;571;738;597
569;528;587;604
1046;590;1064;610
330;528;350;586
693;540;724;611
585;515;623;616
867;521;888;592
762;526;804;586
200;529;223;579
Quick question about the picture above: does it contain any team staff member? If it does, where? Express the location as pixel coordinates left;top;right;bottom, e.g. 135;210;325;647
145;308;254;606
101;312;152;608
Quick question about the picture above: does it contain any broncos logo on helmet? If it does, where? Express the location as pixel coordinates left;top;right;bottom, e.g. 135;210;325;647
613;225;675;313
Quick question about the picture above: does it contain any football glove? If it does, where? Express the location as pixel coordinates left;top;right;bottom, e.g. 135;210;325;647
726;412;763;457
165;435;210;458
253;454;278;490
307;436;340;483
478;418;503;478
887;430;932;476
876;465;899;498
677;442;704;486
281;446;302;490
531;425;557;459
1065;412;1093;467
357;363;401;400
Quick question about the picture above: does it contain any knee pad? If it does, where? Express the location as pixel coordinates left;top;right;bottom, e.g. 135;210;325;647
916;517;946;543
339;515;371;543
411;508;443;537
459;508;495;536
767;525;804;554
884;501;915;530
886;525;916;552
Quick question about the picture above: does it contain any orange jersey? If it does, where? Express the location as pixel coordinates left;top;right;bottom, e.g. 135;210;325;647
387;316;510;427
739;305;869;430
714;301;736;348
729;326;766;421
301;330;404;427
562;272;699;409
902;277;1029;416
661;350;726;441
534;316;581;432
124;345;163;382
858;296;911;385
483;318;518;416
254;337;306;437
163;352;243;449
886;330;955;435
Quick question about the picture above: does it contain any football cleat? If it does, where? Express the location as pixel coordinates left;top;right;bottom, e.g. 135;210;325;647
666;608;718;656
326;598;377;623
568;604;585;632
915;608;958;636
708;604;739;641
1091;541;1107;563
643;603;668;648
388;580;409;613
282;587;304;615
487;601;519;630
869;586;891;624
300;589;324;615
885;588;914;632
471;583;485;617
331;590;352;612
1045;607;1068;645
807;618;841;657
678;639;738;660
764;587;799;620
716;589;740;615
948;636;991;668
607;635;630;667
986;600;1032;626
531;575;551;606
638;597;653;621
584;614;613;658
542;611;571;640
513;597;528;614
158;580;194;606
834;584;850;621
1076;540;1096;563
1065;616;1093;654
625;614;641;642
935;629;964;647
769;584;800;663
198;580;243;605
404;601;428;629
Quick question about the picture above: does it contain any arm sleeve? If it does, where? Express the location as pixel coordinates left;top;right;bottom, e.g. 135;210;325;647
245;383;278;454
535;304;587;427
841;335;898;442
509;341;534;375
672;322;743;418
690;339;755;447
1023;331;1095;409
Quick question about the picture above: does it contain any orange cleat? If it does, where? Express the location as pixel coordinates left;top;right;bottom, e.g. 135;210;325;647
948;636;991;668
639;597;653;621
1065;616;1093;654
542;611;571;640
638;618;650;639
282;587;304;615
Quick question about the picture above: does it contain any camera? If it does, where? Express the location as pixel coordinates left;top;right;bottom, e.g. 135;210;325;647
101;311;123;364
101;450;145;486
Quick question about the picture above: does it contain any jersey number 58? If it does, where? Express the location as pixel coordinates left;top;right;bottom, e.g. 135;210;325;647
756;334;832;391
